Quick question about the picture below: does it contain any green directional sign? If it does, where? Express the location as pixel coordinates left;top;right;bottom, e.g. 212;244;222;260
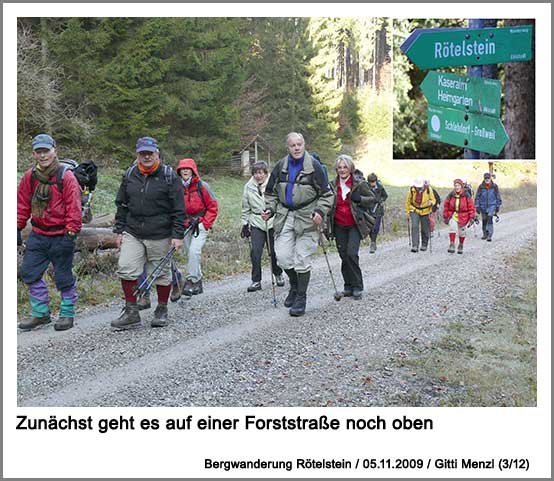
427;105;509;155
421;71;501;117
402;25;533;69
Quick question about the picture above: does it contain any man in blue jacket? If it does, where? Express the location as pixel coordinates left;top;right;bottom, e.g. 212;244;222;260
475;172;502;242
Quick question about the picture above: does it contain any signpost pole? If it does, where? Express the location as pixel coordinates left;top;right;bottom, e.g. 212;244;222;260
464;19;485;160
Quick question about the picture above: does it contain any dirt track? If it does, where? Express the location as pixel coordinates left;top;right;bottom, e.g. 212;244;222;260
17;208;537;407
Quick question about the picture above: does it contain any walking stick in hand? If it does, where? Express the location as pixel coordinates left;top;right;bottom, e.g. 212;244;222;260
264;220;278;308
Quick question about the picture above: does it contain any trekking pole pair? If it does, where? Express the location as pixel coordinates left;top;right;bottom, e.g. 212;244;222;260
133;246;176;302
128;223;195;305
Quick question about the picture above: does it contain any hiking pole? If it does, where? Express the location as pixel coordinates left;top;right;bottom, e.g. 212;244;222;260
428;219;432;254
407;215;411;248
133;246;176;301
317;226;342;302
264;220;278;308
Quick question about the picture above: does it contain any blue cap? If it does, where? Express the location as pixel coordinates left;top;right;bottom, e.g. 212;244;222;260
136;137;159;153
32;134;56;151
484;172;491;179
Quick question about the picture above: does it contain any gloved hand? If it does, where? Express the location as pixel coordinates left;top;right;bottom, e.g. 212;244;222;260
261;209;274;221
350;191;362;203
475;208;481;215
17;229;22;247
240;224;251;238
189;217;201;237
494;208;499;215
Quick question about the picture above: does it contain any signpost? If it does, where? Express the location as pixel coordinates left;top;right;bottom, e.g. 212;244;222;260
401;25;533;69
421;71;501;117
427;105;509;155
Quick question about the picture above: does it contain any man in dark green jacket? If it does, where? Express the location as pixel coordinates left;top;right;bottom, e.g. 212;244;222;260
262;132;334;317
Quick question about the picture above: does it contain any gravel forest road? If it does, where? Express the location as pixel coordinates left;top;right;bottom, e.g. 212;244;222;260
17;208;537;407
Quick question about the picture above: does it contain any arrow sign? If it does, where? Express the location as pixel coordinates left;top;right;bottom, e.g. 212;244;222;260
421;71;501;117
427;105;509;155
401;25;533;69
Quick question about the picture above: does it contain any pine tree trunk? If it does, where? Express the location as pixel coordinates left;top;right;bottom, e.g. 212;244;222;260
503;19;535;159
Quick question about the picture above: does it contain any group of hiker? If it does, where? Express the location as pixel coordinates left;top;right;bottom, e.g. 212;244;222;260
17;131;502;332
406;173;502;255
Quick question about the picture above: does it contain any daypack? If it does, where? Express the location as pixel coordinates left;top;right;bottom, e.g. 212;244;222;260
31;159;98;194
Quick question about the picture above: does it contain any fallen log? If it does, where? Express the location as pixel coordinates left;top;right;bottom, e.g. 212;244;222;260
21;225;118;251
86;213;115;228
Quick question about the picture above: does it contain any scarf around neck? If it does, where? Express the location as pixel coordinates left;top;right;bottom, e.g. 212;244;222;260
137;159;160;176
339;175;352;201
32;160;59;218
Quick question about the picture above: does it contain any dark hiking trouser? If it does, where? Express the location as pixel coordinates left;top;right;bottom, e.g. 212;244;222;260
334;224;363;291
410;212;430;249
250;226;282;283
20;231;78;317
370;215;382;242
481;213;494;237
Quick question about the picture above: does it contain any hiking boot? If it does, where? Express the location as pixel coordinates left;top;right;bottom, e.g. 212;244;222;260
275;274;285;287
342;289;353;297
448;243;455;253
289;272;310;317
411;247;418;253
170;277;184;303
151;303;168;327
54;317;74;331
487;234;493;242
189;280;203;295
183;279;204;297
283;269;298;307
457;244;464;254
289;294;307;317
352;288;363;300
182;279;193;297
481;234;488;240
247;281;262;292
369;242;377;253
18;314;51;331
137;291;151;310
420;244;428;252
284;289;297;307
111;302;141;329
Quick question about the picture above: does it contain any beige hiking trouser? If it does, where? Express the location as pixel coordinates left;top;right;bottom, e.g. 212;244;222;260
274;211;318;273
117;232;172;285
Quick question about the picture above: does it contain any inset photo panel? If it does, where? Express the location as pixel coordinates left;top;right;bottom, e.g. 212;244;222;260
393;19;535;160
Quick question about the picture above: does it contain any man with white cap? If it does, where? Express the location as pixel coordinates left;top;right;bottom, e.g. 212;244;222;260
405;176;436;252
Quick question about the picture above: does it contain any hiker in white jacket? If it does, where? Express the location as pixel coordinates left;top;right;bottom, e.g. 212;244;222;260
241;161;285;292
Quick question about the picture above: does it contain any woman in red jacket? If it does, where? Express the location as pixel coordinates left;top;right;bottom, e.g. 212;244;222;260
443;178;475;254
175;158;218;296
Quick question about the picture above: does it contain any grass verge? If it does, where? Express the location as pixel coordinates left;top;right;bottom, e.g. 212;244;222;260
389;240;537;407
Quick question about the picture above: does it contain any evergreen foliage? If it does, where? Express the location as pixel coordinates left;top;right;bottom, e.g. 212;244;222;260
17;17;393;169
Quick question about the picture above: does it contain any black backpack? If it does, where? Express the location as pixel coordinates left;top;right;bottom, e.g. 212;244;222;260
31;159;98;193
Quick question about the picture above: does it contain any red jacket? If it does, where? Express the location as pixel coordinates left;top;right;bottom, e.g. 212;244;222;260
17;166;82;235
443;191;475;228
334;176;356;226
176;158;218;230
